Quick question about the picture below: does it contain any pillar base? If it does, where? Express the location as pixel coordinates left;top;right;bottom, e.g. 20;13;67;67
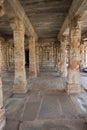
66;83;82;95
0;108;6;130
13;84;27;94
13;89;27;94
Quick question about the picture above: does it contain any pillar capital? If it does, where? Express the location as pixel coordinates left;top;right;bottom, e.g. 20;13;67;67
28;36;35;44
0;0;5;16
60;35;67;43
70;15;82;44
10;17;25;32
70;15;82;28
0;36;4;42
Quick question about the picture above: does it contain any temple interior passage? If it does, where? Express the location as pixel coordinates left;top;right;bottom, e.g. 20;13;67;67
2;70;87;130
0;0;87;130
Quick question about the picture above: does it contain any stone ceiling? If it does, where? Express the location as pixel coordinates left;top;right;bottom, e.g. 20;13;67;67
19;0;73;40
0;0;87;41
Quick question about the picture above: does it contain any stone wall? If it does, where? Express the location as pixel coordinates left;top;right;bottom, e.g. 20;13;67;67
39;41;58;69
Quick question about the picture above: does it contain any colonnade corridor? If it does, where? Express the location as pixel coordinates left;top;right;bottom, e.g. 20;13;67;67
2;68;87;130
1;0;87;130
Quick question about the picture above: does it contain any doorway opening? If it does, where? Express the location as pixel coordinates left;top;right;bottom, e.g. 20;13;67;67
25;49;29;67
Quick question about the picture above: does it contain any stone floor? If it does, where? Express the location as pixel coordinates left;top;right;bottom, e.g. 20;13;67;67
2;69;87;130
81;72;87;90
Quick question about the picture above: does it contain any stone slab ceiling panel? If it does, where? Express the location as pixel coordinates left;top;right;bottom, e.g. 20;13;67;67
0;0;87;40
19;0;73;40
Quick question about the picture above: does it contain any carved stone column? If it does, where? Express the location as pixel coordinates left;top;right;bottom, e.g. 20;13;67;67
0;38;5;130
1;39;7;72
0;4;6;129
60;36;67;77
36;42;39;73
29;37;37;78
80;43;85;67
84;41;87;65
39;47;43;68
66;16;82;94
10;18;27;93
57;44;61;75
6;43;9;70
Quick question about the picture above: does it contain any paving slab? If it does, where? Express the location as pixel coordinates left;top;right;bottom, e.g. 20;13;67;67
22;101;41;121
56;93;79;119
38;96;62;119
6;98;24;120
28;91;41;102
19;119;87;130
3;120;19;130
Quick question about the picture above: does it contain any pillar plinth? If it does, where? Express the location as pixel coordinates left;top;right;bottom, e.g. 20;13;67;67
0;39;5;130
60;36;67;77
66;16;82;94
10;18;27;93
29;37;37;78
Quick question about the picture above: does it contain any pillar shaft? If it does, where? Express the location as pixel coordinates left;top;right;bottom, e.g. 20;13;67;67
29;37;37;78
36;42;39;73
80;44;85;67
66;16;82;94
60;36;67;77
0;38;5;130
84;41;87;65
6;43;10;70
10;18;27;93
57;45;61;75
1;39;7;72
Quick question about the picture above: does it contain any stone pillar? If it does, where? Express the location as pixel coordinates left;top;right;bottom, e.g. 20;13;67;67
1;39;7;72
66;16;82;94
80;43;85;68
39;47;43;68
0;38;6;130
29;37;37;78
6;43;10;70
10;18;27;93
84;41;87;65
36;42;39;73
60;36;67;77
8;40;14;70
57;43;61;75
54;44;58;70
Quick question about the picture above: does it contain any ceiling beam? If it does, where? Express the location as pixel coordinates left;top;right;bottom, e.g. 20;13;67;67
6;0;38;40
58;0;87;39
